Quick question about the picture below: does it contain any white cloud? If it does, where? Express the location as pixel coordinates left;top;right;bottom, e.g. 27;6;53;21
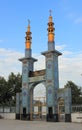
67;12;76;20
34;54;45;70
34;46;82;88
0;47;82;89
67;13;82;24
56;44;66;51
0;48;23;79
0;39;3;43
75;17;82;24
59;51;82;87
34;83;46;99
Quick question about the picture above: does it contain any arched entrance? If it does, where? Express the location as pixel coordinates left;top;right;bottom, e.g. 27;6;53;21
30;83;46;120
58;98;65;122
58;88;72;122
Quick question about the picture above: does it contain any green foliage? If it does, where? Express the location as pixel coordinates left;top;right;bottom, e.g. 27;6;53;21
0;77;7;105
0;73;22;106
64;81;82;105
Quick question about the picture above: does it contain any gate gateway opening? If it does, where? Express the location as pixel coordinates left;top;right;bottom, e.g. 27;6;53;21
16;12;72;122
32;96;46;121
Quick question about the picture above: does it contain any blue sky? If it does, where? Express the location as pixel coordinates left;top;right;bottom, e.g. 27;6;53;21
0;0;82;88
0;0;82;53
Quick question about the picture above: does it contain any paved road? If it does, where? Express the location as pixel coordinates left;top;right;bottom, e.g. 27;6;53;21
0;119;82;130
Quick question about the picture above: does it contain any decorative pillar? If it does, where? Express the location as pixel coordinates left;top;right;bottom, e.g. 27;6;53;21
64;87;72;122
42;11;62;122
16;93;20;119
19;21;37;120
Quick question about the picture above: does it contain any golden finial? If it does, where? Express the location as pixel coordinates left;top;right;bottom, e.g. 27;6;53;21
25;19;32;49
49;9;52;16
48;10;54;42
27;19;31;32
49;10;52;22
28;19;30;26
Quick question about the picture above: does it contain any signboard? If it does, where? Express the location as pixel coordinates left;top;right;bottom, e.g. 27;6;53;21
29;76;45;83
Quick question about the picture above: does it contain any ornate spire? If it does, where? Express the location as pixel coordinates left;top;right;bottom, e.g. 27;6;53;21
47;10;55;42
25;20;32;49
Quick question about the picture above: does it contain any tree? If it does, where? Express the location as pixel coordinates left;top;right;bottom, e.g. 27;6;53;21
64;81;82;104
0;77;7;105
7;72;22;105
0;72;22;106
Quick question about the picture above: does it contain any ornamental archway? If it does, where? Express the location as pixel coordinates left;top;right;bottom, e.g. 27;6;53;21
16;12;72;122
58;97;65;122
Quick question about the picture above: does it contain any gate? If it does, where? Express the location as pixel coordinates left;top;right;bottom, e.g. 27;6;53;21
58;98;65;122
31;96;46;121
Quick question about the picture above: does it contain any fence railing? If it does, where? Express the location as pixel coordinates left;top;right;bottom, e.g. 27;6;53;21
0;107;15;113
0;105;82;113
72;105;82;113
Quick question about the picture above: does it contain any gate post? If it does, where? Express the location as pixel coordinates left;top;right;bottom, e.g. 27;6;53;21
16;93;20;119
42;12;62;122
19;21;37;120
64;87;72;122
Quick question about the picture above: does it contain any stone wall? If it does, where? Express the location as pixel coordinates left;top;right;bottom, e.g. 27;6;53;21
0;113;15;120
71;113;82;123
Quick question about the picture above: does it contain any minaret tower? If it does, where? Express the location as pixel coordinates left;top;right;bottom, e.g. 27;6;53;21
42;11;62;122
25;20;32;58
19;21;37;120
47;10;55;50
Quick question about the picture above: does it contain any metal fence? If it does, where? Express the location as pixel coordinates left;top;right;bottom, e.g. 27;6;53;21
0;105;82;113
72;105;82;113
0;107;15;113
